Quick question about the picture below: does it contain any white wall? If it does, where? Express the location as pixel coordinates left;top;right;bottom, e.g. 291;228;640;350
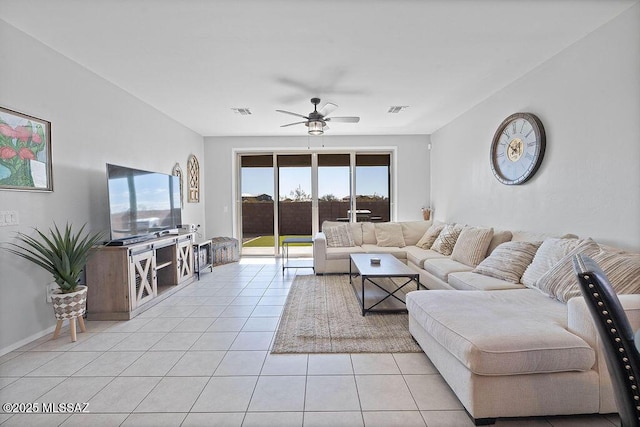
203;135;431;238
0;21;205;353
430;4;640;251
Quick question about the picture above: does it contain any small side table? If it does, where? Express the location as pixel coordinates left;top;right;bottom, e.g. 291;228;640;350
281;237;314;273
194;241;213;279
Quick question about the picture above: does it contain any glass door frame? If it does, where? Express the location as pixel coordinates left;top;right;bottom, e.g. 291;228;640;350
233;147;397;257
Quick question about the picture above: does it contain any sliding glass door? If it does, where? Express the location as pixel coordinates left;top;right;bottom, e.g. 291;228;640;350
277;155;313;257
240;155;275;256
237;150;393;257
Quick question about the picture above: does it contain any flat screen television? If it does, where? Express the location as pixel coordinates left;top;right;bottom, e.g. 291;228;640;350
106;163;182;241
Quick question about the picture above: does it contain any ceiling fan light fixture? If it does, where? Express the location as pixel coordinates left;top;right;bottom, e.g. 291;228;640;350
307;120;324;135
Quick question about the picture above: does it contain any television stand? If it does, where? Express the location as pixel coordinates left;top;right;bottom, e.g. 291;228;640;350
86;233;195;320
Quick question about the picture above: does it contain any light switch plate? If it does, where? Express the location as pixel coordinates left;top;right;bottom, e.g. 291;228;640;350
0;211;19;226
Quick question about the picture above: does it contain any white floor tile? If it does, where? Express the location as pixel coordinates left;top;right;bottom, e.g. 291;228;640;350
121;412;187;426
214;351;267;376
73;351;143;376
351;353;401;375
87;376;160;412
303;411;364;427
135;376;208;412
230;331;274;350
248;376;306;412
149;332;201;351
261;354;308;375
207;317;248;331
182;412;244;426
305;375;360;411
404;374;463;411
393;352;438;375
242;317;280;332
167;351;226;376
244;411;303;426
61;413;129;427
191;376;258;412
307;354;354;375
363;411;427;427
355;375;418;411
120;351;184;376
191;332;238;351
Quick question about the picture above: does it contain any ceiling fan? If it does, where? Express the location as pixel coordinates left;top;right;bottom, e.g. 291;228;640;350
276;98;360;135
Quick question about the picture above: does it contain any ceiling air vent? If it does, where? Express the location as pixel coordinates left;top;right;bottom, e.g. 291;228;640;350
388;106;409;114
231;108;252;115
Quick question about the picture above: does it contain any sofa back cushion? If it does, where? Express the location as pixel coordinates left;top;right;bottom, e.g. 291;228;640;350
486;229;513;255
591;249;640;295
374;222;406;247
534;238;600;302
322;221;363;246
521;237;583;287
323;223;356;248
416;221;445;249
450;226;494;267
362;222;377;244
473;241;542;283
400;221;432;246
431;224;463;256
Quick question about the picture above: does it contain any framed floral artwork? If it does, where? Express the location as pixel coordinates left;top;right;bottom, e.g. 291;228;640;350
0;107;53;191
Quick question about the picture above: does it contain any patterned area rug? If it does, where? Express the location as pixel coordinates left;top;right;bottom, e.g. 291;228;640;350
271;274;422;353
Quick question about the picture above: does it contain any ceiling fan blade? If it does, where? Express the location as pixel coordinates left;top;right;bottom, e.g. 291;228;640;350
318;102;338;117
324;116;360;123
280;121;307;128
276;110;309;120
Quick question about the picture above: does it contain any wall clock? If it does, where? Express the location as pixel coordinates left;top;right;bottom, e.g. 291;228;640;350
490;112;546;185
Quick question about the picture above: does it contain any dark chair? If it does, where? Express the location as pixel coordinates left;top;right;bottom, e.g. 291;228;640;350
573;254;640;427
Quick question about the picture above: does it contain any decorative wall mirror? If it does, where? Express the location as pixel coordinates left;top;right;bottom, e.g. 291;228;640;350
187;154;200;203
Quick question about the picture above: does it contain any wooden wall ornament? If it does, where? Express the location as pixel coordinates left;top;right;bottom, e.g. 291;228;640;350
187;154;200;203
172;163;184;207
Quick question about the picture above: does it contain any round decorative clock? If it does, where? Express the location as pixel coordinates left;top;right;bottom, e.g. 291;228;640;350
490;112;546;185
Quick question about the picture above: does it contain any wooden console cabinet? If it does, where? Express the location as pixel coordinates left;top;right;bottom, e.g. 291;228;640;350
85;233;195;320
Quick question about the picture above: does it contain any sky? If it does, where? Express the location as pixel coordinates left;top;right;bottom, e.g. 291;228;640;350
241;166;389;199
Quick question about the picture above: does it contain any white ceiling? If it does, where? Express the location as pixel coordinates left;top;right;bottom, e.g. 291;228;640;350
1;0;637;137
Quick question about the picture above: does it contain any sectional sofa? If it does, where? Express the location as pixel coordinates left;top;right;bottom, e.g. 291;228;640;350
313;220;640;424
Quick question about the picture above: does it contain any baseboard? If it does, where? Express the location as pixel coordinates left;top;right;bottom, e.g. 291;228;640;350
0;324;57;357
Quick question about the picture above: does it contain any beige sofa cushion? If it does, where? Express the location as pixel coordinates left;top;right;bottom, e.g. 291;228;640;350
322;221;363;246
448;271;526;291
423;258;473;282
360;244;407;259
326;246;365;260
473;241;541;283
486;229;513;255
362;222;377;244
374;223;406;247
405;246;447;268
416;222;445;249
401;221;432;246
431;224;462;256
521;237;586;287
536;239;622;302
406;289;596;375
591;249;640;294
451;226;494;267
323;223;355;247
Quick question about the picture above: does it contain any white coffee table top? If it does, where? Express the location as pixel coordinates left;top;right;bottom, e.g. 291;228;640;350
350;253;416;277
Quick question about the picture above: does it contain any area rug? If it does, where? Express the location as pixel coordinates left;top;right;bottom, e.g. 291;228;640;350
271;274;422;353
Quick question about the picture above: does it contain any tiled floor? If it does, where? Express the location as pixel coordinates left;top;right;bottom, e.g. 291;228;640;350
0;258;622;426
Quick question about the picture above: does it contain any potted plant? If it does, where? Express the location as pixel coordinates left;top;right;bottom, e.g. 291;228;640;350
3;223;104;340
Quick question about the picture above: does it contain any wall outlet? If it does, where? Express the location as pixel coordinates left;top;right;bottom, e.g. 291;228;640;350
46;282;59;303
0;210;19;226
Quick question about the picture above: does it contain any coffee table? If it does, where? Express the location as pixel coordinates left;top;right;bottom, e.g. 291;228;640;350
349;253;422;316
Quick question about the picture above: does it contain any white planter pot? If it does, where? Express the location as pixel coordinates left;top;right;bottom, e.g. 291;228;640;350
50;285;87;320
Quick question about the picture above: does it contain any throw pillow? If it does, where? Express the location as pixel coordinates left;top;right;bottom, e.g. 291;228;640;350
521;237;587;288
534;238;601;302
374;223;406;247
590;249;640;295
473;241;541;283
431;224;462;256
486;229;513;255
416;222;445;249
451;226;494;267
323;224;355;248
